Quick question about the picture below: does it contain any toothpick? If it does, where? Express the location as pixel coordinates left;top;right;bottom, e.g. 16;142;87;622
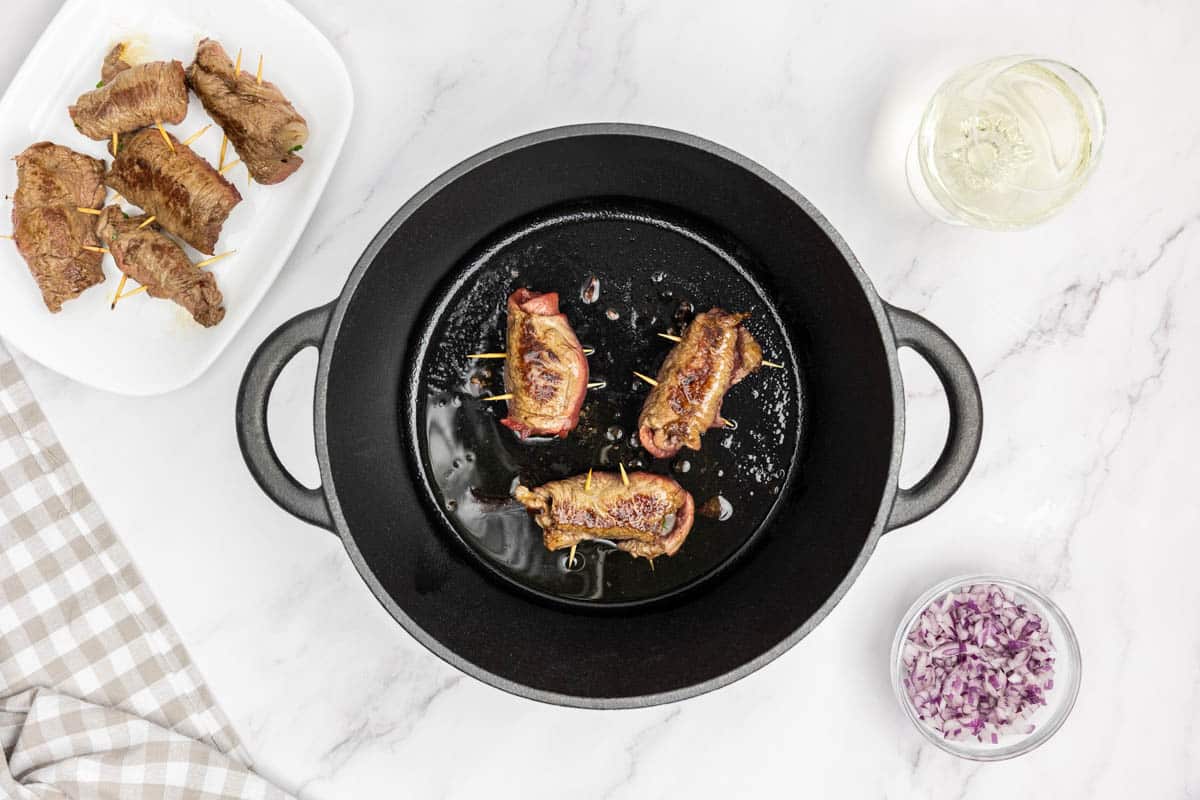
119;284;148;300
0;234;13;240
110;274;128;309
256;54;263;85
582;347;595;356
156;121;174;152
111;131;118;154
585;467;593;492
218;158;242;175
82;245;109;254
235;48;243;72
136;215;156;229
76;207;102;215
482;393;513;402
586;381;606;389
567;543;578;568
619;462;629;486
195;250;236;268
633;371;658;387
657;332;682;342
181;124;211;147
467;352;507;359
762;360;784;369
723;418;739;431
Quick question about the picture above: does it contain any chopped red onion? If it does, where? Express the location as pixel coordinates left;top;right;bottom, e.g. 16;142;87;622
901;583;1056;742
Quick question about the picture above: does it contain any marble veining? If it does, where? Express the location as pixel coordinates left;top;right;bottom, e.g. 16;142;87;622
3;0;1200;797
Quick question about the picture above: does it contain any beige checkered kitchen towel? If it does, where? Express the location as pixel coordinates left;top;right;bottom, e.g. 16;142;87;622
0;344;290;799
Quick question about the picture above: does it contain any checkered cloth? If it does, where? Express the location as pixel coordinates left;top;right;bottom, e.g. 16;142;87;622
0;344;290;799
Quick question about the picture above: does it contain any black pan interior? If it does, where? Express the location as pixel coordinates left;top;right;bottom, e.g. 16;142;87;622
415;201;801;607
321;130;896;702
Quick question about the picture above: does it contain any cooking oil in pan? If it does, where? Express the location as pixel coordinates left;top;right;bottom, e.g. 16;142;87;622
415;201;802;606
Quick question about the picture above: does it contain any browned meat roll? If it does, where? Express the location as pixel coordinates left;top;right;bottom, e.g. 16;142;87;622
95;207;225;327
105;127;242;255
11;142;107;312
514;471;695;561
69;60;189;140
186;38;308;185
638;308;762;459
100;43;132;84
500;288;589;439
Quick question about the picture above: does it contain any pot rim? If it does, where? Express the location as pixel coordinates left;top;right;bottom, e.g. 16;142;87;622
312;123;906;708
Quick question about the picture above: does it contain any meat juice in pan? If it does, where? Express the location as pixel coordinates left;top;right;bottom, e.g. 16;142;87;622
417;202;802;606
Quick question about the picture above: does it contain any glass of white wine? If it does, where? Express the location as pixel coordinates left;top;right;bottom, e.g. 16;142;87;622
906;56;1105;230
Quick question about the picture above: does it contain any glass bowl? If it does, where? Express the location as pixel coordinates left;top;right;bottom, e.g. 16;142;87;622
890;574;1081;761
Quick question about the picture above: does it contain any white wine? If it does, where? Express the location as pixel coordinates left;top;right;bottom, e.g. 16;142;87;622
907;57;1105;230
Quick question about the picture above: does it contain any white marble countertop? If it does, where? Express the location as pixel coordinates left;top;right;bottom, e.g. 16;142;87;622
4;1;1199;797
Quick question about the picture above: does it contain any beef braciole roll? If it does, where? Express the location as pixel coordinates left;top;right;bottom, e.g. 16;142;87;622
11;142;107;312
100;43;132;84
638;308;763;459
105;128;242;255
500;288;588;439
186;38;308;185
514;472;695;561
69;59;189;140
96;207;225;327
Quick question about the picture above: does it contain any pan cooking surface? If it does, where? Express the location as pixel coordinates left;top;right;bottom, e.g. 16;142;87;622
413;200;802;607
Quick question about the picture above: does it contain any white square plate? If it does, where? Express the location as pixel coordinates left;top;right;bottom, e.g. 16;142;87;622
0;0;352;395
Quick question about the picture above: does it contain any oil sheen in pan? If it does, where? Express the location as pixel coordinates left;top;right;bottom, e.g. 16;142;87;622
415;200;802;607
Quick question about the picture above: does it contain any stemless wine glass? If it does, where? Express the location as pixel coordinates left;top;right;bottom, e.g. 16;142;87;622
906;56;1105;230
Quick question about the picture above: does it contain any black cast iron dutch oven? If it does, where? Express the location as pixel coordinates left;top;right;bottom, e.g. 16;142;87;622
235;124;983;708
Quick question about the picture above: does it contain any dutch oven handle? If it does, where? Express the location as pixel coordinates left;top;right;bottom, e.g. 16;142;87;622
236;303;336;532
884;304;983;532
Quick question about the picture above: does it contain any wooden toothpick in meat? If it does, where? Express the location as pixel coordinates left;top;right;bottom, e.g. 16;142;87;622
633;371;658;387
181;124;211;147
154;121;174;152
195;250;236;268
110;274;129;309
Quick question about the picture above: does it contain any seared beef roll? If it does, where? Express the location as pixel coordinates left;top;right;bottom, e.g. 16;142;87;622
638;308;762;459
500;288;588;438
514;471;695;560
70;60;189;140
186;38;308;185
11;142;107;312
105;127;242;255
96;207;225;327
